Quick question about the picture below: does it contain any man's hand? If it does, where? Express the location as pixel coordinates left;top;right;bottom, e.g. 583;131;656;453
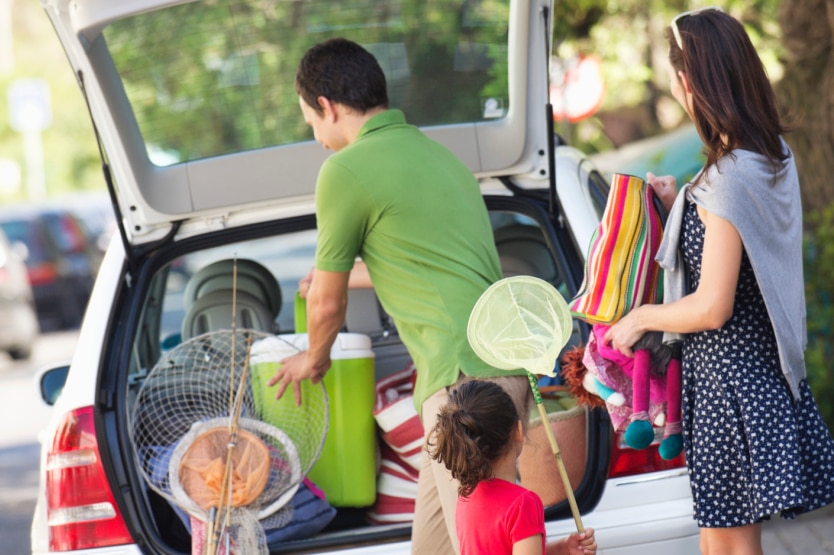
298;268;315;299
281;267;348;405
267;350;331;406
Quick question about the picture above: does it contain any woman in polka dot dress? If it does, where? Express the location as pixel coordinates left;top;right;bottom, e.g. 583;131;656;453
603;8;834;555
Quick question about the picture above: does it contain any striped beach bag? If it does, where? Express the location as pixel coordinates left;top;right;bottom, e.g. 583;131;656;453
569;173;665;324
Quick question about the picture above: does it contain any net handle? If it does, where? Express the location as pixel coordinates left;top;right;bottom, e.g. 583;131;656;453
526;372;584;533
211;334;255;555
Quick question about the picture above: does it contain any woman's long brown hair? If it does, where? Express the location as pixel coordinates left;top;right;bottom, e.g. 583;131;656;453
667;10;789;179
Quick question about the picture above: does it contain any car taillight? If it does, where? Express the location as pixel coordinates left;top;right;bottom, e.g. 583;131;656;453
46;406;133;551
28;262;58;286
608;431;686;478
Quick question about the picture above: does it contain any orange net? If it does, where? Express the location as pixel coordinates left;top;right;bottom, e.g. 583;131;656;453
178;427;271;510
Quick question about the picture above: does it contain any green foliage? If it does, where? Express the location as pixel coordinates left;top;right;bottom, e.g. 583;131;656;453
6;0;510;187
549;0;784;155
100;0;510;165
5;0;788;196
803;205;834;431
1;2;101;200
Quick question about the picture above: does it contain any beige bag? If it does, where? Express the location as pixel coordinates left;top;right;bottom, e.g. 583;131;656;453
518;404;588;506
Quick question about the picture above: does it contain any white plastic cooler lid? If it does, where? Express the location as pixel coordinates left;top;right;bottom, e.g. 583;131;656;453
250;333;375;362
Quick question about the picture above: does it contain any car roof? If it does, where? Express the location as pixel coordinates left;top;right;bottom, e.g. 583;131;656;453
42;0;554;248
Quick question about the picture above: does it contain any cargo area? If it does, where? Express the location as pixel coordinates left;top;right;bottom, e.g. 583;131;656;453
118;209;598;553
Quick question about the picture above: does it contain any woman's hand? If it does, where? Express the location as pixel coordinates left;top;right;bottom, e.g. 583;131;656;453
602;308;647;357
646;172;677;214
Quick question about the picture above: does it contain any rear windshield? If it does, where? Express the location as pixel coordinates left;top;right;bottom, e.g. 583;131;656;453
104;0;511;166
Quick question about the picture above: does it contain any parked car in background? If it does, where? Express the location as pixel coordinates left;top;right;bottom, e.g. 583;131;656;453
31;0;700;554
591;123;705;186
0;205;98;331
58;192;117;278
61;192;117;257
0;226;39;359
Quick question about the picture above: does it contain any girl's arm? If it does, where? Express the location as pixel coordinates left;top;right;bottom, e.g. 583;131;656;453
603;207;743;357
513;534;544;555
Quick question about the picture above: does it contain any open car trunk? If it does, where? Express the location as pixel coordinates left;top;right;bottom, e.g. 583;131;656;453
97;188;611;553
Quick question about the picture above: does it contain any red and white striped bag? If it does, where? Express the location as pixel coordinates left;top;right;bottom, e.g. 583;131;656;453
367;363;423;524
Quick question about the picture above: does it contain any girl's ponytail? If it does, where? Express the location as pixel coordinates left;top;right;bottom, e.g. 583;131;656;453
427;380;520;497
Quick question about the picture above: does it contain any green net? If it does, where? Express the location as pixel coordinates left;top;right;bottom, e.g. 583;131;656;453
467;276;573;377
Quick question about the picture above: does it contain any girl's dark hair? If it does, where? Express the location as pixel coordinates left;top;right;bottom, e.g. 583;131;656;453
295;37;389;115
666;10;788;179
426;380;520;497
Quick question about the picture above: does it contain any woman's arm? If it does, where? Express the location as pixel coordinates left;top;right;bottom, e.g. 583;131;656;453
603;207;743;356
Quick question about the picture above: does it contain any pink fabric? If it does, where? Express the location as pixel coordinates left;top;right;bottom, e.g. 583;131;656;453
191;516;232;555
664;357;682;436
303;477;327;500
456;479;545;555
631;349;650;416
583;325;667;432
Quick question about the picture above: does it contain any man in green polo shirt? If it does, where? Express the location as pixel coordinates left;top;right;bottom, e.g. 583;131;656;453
268;37;530;554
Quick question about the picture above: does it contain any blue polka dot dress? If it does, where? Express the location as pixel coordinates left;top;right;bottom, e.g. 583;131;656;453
680;199;834;528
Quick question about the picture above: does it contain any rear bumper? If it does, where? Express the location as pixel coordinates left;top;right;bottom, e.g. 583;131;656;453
544;469;700;554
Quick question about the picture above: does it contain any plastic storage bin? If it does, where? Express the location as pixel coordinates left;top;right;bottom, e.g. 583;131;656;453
250;332;377;507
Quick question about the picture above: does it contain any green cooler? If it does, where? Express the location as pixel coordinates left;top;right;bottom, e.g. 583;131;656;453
250;332;377;507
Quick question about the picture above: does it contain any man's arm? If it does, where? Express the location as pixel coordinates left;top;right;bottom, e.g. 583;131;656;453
268;268;350;405
306;268;350;371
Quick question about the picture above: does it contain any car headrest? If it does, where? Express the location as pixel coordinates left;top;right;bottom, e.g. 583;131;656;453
184;259;282;318
181;289;276;340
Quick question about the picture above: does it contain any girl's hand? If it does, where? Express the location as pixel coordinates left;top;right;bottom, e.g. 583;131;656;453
646;172;677;214
572;527;597;554
548;527;597;555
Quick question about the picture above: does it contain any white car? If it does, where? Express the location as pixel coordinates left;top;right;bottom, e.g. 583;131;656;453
0;226;38;359
32;0;699;553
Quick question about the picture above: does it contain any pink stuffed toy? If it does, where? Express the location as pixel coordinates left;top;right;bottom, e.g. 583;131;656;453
582;326;682;459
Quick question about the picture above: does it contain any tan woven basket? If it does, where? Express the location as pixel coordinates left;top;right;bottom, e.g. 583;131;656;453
518;404;588;507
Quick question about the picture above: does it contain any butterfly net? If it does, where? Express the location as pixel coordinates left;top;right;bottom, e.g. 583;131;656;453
467;276;573;376
129;329;328;554
467;275;585;532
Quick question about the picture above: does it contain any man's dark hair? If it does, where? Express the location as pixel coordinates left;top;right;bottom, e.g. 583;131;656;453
296;38;389;115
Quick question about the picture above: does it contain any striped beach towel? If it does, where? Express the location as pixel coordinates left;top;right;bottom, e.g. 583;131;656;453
570;173;664;324
367;363;423;524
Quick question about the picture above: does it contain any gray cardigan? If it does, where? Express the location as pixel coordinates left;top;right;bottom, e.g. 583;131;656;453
656;139;807;399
